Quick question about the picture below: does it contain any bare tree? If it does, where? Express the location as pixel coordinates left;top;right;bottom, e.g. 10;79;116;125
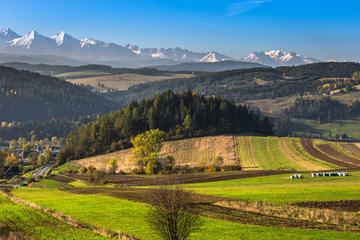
146;185;202;240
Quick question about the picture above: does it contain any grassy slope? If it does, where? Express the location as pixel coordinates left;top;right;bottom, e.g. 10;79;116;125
184;171;360;203
0;195;107;240
77;135;348;173
13;187;360;240
239;137;336;171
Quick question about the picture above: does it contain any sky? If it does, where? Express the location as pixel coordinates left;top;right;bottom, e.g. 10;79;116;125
0;0;359;61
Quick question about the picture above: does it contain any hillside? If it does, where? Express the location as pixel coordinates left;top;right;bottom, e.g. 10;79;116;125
59;91;272;163
109;62;360;106
74;135;360;173
0;66;115;121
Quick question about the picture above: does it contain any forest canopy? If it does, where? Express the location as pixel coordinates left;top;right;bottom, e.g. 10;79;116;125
58;90;273;163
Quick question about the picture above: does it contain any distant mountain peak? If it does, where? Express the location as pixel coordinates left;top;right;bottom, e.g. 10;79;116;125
51;31;79;47
0;27;20;41
243;50;320;66
200;52;228;63
80;37;105;48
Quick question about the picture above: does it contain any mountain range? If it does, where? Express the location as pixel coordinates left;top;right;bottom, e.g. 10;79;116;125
0;27;321;67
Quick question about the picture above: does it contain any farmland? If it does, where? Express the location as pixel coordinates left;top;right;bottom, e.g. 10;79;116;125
183;171;360;203
68;72;194;91
2;135;360;239
76;135;360;173
0;194;108;240
9;185;360;240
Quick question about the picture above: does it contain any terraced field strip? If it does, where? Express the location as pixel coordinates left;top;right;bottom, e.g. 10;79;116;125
285;138;337;170
267;137;302;170
251;136;280;170
315;144;360;167
300;139;349;168
342;143;360;159
236;136;261;170
278;138;325;171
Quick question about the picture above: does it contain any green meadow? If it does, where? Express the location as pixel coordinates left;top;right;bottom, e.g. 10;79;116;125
11;186;360;240
184;171;360;203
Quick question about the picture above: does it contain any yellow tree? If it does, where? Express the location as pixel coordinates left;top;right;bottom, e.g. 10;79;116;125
131;129;166;174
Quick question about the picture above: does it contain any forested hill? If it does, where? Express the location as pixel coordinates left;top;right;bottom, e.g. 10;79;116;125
108;62;360;106
59;91;273;162
0;66;116;121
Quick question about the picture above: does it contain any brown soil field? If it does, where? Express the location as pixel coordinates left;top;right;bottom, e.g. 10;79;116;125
300;139;353;168
53;170;291;186
294;200;360;213
316;144;360;167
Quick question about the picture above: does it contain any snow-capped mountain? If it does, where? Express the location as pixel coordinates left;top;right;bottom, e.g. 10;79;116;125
0;28;233;65
0;28;20;42
125;44;233;62
242;50;320;66
10;31;58;54
200;52;230;63
0;28;322;67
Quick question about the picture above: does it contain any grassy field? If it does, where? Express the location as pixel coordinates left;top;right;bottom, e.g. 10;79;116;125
0;194;108;240
68;72;194;91
54;71;111;79
184;171;360;203
292;119;360;139
76;135;360;173
12;187;360;240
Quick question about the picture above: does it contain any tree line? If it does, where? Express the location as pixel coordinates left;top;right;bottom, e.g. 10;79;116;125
58;90;273;163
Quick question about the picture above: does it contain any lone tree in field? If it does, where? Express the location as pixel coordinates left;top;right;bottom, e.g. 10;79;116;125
131;129;166;174
146;186;202;240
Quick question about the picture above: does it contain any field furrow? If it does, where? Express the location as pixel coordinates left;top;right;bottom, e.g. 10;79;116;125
315;144;360;167
236;136;262;170
300;139;351;168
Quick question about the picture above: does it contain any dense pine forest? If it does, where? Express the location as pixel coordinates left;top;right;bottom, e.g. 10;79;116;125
0;66;115;121
58;91;273;162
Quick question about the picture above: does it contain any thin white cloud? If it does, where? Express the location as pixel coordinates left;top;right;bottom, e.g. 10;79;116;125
224;0;273;17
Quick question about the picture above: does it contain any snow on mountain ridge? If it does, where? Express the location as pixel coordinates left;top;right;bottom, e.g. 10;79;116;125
243;50;320;66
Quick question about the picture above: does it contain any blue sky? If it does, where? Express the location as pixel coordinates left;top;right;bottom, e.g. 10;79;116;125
1;0;359;61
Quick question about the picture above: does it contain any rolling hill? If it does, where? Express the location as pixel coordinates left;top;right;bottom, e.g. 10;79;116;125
0;66;115;121
74;135;360;173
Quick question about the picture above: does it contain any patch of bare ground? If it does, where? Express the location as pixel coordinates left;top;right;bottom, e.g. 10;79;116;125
0;224;26;240
294;200;360;213
66;187;360;232
57;170;291;186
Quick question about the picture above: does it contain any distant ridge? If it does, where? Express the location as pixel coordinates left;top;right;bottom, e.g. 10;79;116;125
155;60;267;72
